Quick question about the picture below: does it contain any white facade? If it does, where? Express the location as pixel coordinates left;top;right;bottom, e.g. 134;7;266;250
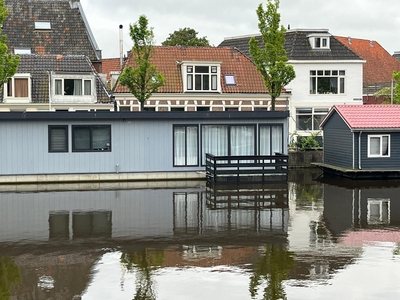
286;60;364;138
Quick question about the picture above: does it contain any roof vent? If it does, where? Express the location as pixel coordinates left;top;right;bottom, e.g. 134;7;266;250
370;40;374;47
347;37;351;44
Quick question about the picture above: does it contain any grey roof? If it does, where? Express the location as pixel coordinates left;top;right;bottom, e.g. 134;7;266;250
0;54;111;103
218;29;362;61
4;0;101;62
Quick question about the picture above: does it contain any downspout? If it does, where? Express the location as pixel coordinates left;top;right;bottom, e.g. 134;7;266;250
48;71;52;111
358;131;362;169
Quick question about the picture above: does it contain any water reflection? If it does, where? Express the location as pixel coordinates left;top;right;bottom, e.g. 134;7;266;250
0;171;400;299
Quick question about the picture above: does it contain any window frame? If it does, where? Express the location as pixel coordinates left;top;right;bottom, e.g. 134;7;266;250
368;134;390;158
34;21;51;30
3;73;32;103
72;125;111;152
200;124;257;166
258;124;284;155
182;62;221;93
52;74;96;103
173;125;199;167
296;107;329;131
310;70;346;95
367;198;390;225
48;125;69;153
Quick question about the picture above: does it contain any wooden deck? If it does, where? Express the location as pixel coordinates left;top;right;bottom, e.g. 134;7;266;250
312;162;400;179
205;153;288;184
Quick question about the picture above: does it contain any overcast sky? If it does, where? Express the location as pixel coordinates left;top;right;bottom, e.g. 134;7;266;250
81;0;400;59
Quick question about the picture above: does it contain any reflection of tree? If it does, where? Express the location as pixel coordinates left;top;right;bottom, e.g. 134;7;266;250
120;248;165;300
295;184;323;207
0;257;21;300
249;244;295;300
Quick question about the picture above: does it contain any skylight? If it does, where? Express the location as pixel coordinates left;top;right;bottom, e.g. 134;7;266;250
34;21;51;30
225;74;236;85
14;48;31;55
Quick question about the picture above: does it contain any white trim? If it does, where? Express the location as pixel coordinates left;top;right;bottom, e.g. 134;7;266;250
367;198;390;225
3;73;32;103
52;74;96;104
367;134;390;158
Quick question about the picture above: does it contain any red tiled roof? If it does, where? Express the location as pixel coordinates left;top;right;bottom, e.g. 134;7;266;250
114;46;269;94
335;36;400;84
102;58;121;80
325;104;400;129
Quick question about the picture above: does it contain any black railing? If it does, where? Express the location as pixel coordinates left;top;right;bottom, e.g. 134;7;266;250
205;153;288;184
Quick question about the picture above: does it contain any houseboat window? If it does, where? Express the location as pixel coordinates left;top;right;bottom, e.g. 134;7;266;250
173;125;198;166
368;135;390;157
296;107;329;131
230;126;255;156
310;70;345;94
48;125;68;152
72;125;111;152
201;125;256;165
367;198;390;225
259;125;283;155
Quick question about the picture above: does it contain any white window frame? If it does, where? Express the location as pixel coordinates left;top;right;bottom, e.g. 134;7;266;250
310;70;346;95
367;198;390;225
296;107;329;131
35;21;51;30
308;33;331;49
3;73;32;103
14;48;31;55
52;74;96;104
181;61;221;93
368;134;390;158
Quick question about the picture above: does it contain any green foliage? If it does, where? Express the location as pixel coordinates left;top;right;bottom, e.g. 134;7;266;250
249;0;295;110
120;248;165;300
290;132;321;151
119;15;165;111
0;0;20;89
162;27;210;47
373;71;400;104
249;244;295;299
0;256;21;300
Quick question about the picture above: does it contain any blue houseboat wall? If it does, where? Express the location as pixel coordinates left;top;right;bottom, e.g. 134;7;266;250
0;111;289;176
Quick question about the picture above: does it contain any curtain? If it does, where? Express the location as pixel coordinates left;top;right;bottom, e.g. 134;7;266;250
369;137;380;155
84;80;91;95
260;126;271;155
174;127;186;166
202;125;228;163
14;78;28;97
382;136;389;156
230;126;254;155
271;125;283;154
73;79;82;95
186;126;198;165
55;80;62;95
50;127;67;151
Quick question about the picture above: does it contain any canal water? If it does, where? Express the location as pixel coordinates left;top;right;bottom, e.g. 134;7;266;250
1;169;400;299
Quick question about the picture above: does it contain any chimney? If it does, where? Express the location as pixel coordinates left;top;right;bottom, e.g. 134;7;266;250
119;24;123;70
288;24;290;30
347;37;351;44
69;0;80;8
393;51;400;62
370;40;373;47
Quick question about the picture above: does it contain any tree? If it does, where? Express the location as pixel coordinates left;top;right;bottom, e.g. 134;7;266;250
162;27;210;47
373;71;400;104
0;0;20;91
249;0;295;110
119;15;165;111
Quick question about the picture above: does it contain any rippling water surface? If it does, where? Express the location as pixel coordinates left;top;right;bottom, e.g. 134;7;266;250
1;170;400;299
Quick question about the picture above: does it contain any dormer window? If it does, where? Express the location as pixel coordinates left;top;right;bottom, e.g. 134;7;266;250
182;62;221;92
3;74;31;103
308;33;331;50
52;74;96;103
35;21;51;30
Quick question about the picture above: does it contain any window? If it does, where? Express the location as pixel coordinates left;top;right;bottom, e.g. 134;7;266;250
48;126;68;152
201;125;255;164
259;125;283;155
72;125;111;152
14;48;31;54
173;125;198;166
185;64;220;92
55;78;92;96
296;108;329;131
224;74;236;85
314;37;328;48
308;34;330;49
368;135;390;157
367;198;390;225
4;74;31;102
310;70;345;94
35;21;51;30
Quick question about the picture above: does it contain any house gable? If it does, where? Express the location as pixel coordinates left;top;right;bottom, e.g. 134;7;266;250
4;0;101;66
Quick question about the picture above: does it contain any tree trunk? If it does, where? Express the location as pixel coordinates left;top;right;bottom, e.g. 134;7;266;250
140;101;145;111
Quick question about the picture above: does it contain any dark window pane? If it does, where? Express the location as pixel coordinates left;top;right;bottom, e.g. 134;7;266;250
195;74;202;90
203;75;209;90
195;66;209;73
73;127;91;150
92;126;111;151
49;126;68;152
